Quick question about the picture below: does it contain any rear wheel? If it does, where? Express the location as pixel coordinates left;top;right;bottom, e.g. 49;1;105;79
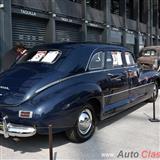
66;104;96;143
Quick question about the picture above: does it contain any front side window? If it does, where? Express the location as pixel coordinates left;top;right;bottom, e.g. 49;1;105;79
125;52;135;66
89;51;105;70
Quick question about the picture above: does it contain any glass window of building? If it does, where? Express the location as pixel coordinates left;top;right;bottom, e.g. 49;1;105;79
153;0;157;27
69;0;82;3
126;0;134;19
86;0;102;10
111;0;120;15
159;0;160;28
139;0;146;23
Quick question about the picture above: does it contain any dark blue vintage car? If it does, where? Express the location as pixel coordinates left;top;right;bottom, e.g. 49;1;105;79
0;43;159;142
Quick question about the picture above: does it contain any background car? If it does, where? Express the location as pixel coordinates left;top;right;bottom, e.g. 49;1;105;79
0;43;159;143
137;46;160;71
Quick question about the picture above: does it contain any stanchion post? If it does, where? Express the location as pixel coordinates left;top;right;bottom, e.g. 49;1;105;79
149;92;160;122
49;124;53;160
153;93;156;120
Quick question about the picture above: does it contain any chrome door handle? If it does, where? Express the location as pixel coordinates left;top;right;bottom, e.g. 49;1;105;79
107;73;114;76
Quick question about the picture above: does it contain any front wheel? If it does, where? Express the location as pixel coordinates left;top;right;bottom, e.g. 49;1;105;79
66;104;96;143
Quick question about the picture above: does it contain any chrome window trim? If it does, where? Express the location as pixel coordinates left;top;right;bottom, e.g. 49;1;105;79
88;51;105;70
85;48;99;71
86;49;136;71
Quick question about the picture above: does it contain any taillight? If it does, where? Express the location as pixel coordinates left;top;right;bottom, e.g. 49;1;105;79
19;111;33;119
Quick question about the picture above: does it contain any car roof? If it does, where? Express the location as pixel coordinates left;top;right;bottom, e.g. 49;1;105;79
33;42;129;53
142;46;160;50
29;42;130;71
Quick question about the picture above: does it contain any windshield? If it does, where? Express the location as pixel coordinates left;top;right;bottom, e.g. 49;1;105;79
15;46;89;74
18;50;62;64
142;50;157;56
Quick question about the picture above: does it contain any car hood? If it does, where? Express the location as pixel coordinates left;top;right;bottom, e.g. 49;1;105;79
0;63;67;106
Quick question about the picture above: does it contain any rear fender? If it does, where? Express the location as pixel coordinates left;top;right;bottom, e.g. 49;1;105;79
31;82;103;128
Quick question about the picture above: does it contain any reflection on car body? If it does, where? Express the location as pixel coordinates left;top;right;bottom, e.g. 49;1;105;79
0;43;159;142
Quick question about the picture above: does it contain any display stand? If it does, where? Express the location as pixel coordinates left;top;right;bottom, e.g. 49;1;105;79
149;92;160;122
49;125;53;160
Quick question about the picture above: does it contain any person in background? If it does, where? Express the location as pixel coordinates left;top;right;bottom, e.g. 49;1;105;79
1;42;27;72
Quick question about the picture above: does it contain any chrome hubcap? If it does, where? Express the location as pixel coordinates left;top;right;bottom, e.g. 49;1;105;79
78;109;93;135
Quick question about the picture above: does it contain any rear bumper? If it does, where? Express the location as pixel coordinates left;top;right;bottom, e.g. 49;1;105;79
0;116;36;138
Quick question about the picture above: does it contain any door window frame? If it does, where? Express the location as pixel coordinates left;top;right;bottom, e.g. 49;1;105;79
124;51;136;67
88;51;105;70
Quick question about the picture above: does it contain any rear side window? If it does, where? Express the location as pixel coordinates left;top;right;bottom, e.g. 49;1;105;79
125;52;135;66
111;51;123;68
89;51;105;70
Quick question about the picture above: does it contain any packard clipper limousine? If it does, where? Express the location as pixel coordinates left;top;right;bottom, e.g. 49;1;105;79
0;43;159;142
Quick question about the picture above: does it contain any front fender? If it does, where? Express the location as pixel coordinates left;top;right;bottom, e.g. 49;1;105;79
139;70;160;83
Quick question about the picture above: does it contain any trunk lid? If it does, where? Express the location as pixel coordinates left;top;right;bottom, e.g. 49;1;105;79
0;63;66;106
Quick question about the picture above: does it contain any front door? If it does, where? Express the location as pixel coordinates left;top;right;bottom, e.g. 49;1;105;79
124;52;146;102
103;50;129;115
